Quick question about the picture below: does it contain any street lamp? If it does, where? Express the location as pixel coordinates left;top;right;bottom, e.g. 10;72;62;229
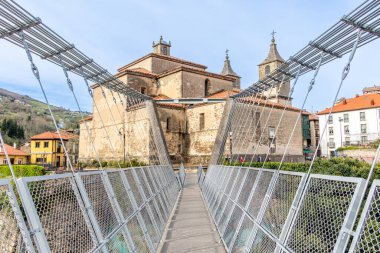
339;117;343;148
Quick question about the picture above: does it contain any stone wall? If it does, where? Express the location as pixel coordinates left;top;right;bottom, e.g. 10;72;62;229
338;149;380;163
185;102;225;164
156;106;186;163
157;72;182;98
182;72;232;98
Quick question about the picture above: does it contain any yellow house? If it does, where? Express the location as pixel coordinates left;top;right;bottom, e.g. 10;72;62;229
31;131;78;168
0;144;29;165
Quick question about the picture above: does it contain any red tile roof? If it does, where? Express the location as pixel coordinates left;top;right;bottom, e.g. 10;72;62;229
309;114;319;120
238;96;303;112
0;144;28;156
158;66;236;81
117;53;207;72
115;67;158;79
317;94;380;115
154;95;185;109
207;89;240;99
31;131;78;140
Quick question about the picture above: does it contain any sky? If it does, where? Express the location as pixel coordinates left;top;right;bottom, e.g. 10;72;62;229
0;0;379;113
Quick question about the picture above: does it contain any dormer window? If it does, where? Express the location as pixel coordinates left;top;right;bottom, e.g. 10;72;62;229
140;87;146;94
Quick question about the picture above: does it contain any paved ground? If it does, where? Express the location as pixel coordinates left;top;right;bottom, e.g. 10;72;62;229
157;172;226;253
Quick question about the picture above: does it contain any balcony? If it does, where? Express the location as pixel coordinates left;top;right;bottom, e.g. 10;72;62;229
328;142;336;148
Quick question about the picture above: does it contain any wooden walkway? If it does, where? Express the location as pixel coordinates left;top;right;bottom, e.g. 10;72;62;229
157;172;226;253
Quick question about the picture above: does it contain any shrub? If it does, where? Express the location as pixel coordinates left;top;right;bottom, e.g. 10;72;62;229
0;165;46;178
224;157;380;179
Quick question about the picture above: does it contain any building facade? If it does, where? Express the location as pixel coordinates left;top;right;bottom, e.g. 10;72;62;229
0;143;29;165
79;37;305;165
31;131;79;168
318;93;380;157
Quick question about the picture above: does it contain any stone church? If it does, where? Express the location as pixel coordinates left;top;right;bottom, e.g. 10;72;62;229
78;36;304;165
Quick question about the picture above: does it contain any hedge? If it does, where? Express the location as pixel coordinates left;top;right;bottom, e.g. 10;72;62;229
225;157;380;179
0;165;46;178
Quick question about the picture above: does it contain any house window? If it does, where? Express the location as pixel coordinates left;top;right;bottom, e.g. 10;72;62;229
3;159;7;164
361;136;368;144
44;141;49;148
265;65;270;75
360;112;366;121
36;158;46;163
329;127;334;135
35;142;40;148
205;79;211;96
361;124;367;134
166;117;171;132
343;114;349;123
199;113;205;130
344;125;350;134
345;137;350;146
18;159;22;164
140;87;146;95
268;127;275;139
329;138;335;148
328;115;333;124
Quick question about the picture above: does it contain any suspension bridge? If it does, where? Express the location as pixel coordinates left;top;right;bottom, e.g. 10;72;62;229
0;0;380;252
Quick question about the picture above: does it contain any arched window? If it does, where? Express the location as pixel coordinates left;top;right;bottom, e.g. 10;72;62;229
265;65;270;75
166;117;171;132
205;79;211;96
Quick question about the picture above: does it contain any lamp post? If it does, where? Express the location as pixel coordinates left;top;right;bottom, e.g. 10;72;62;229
339;117;343;148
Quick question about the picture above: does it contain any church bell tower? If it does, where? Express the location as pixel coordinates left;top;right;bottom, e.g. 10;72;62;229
153;36;171;56
258;32;291;105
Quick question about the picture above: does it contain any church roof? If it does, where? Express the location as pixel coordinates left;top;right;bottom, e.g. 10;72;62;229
207;89;240;99
220;50;239;77
117;53;207;73
259;38;285;66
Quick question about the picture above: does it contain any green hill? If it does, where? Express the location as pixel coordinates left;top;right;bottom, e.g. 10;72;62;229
0;88;89;145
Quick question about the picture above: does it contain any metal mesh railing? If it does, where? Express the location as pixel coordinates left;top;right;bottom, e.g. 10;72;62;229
350;180;380;253
13;165;179;252
0;179;34;253
201;165;366;253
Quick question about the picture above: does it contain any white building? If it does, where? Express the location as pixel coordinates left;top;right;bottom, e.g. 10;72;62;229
318;93;380;157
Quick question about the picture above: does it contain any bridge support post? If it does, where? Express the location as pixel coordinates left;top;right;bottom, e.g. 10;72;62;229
209;98;235;166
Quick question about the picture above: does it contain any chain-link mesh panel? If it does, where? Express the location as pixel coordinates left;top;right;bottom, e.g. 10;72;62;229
140;206;158;244
231;168;247;200
260;173;302;237
218;199;234;234
80;173;119;239
143;167;157;193
286;176;359;253
215;195;228;222
149;200;164;233
106;229;130;253
223;205;243;248
124;170;144;208
231;215;254;253
127;216;150;253
238;169;259;207
107;171;134;219
0;184;29;253
225;168;239;196
135;168;151;199
250;229;276;253
351;182;380;253
247;171;274;219
26;176;96;252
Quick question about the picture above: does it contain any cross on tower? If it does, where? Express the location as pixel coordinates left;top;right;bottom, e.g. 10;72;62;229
271;30;276;40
